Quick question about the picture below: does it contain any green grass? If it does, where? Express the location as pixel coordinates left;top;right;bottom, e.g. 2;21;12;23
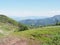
0;33;5;38
0;15;28;32
11;26;60;45
0;26;59;45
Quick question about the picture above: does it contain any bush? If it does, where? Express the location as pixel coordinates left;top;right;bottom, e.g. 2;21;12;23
18;23;28;31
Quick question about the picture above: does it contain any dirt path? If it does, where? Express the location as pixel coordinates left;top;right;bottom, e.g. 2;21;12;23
0;37;28;45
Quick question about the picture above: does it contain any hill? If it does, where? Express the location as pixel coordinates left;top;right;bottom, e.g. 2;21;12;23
0;15;60;45
0;15;28;36
0;26;60;45
20;15;60;26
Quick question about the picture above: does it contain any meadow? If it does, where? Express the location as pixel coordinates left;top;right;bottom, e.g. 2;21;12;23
10;26;60;45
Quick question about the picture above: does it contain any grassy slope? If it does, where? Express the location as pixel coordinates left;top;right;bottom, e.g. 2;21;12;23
0;15;28;36
0;15;60;45
11;26;60;45
0;15;19;36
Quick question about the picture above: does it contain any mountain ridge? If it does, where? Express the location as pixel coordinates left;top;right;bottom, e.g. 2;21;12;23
20;15;60;26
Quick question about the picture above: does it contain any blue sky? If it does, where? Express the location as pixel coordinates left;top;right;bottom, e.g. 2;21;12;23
0;0;60;17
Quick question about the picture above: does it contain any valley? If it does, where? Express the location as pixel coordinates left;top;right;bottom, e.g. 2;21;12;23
0;0;60;45
0;15;60;45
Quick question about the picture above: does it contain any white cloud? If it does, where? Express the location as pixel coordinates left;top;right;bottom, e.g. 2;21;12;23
0;10;60;17
23;10;60;17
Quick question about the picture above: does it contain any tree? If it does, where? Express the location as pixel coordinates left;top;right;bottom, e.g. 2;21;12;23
18;23;28;31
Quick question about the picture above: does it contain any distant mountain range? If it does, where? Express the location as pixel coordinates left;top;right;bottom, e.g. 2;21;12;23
20;15;60;26
10;16;49;21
